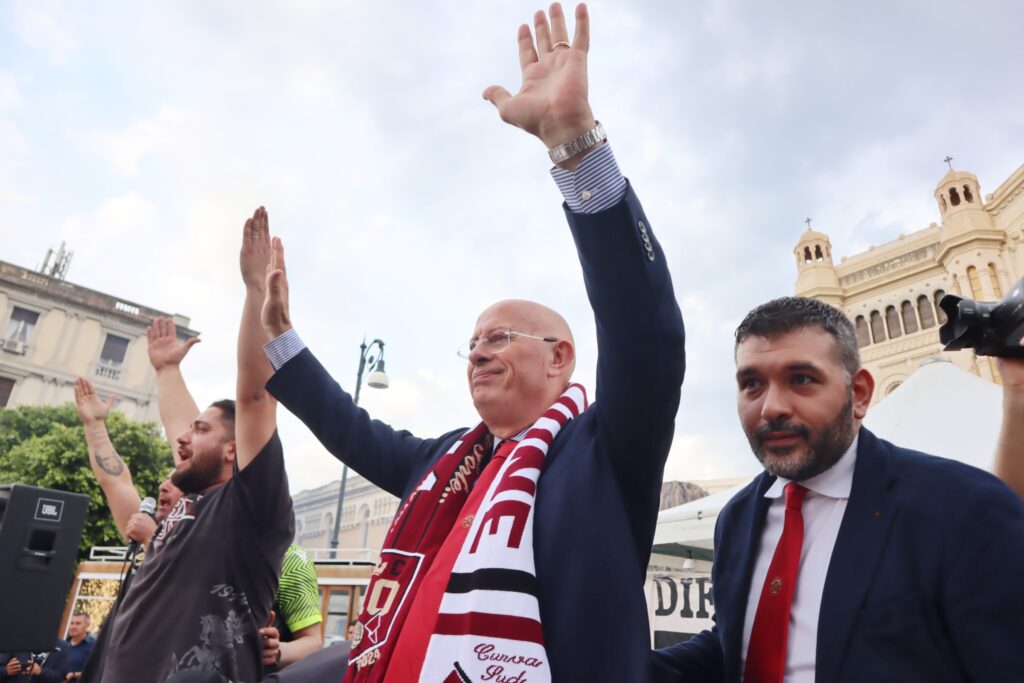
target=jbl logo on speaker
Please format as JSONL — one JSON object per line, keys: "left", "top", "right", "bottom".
{"left": 34, "top": 498, "right": 64, "bottom": 523}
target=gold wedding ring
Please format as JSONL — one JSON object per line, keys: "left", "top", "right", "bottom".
{"left": 551, "top": 41, "right": 571, "bottom": 50}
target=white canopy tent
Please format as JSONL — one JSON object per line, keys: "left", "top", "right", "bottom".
{"left": 652, "top": 355, "right": 1003, "bottom": 559}
{"left": 652, "top": 483, "right": 751, "bottom": 560}
{"left": 861, "top": 355, "right": 1002, "bottom": 470}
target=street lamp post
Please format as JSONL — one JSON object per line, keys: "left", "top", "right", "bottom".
{"left": 329, "top": 337, "right": 389, "bottom": 558}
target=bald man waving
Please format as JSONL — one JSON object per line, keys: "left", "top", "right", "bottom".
{"left": 259, "top": 4, "right": 684, "bottom": 681}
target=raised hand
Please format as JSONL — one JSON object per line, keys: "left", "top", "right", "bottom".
{"left": 146, "top": 316, "right": 199, "bottom": 371}
{"left": 484, "top": 3, "right": 595, "bottom": 152}
{"left": 74, "top": 377, "right": 118, "bottom": 425}
{"left": 241, "top": 206, "right": 274, "bottom": 290}
{"left": 262, "top": 237, "right": 292, "bottom": 339}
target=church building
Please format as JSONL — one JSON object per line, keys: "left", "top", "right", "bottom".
{"left": 793, "top": 160, "right": 1024, "bottom": 401}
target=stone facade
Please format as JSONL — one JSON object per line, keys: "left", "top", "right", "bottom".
{"left": 292, "top": 471, "right": 399, "bottom": 554}
{"left": 794, "top": 162, "right": 1024, "bottom": 401}
{"left": 0, "top": 258, "right": 197, "bottom": 420}
{"left": 294, "top": 474, "right": 721, "bottom": 554}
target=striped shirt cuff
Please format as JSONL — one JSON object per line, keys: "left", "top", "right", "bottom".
{"left": 264, "top": 328, "right": 306, "bottom": 371}
{"left": 550, "top": 143, "right": 627, "bottom": 214}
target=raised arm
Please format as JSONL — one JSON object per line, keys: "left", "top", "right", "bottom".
{"left": 73, "top": 378, "right": 141, "bottom": 539}
{"left": 237, "top": 206, "right": 278, "bottom": 469}
{"left": 483, "top": 3, "right": 595, "bottom": 171}
{"left": 995, "top": 340, "right": 1024, "bottom": 498}
{"left": 485, "top": 2, "right": 684, "bottom": 475}
{"left": 146, "top": 316, "right": 201, "bottom": 462}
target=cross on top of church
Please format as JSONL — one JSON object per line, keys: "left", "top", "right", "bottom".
{"left": 805, "top": 217, "right": 813, "bottom": 230}
{"left": 944, "top": 156, "right": 954, "bottom": 170}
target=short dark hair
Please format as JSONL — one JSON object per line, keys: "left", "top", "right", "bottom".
{"left": 734, "top": 297, "right": 861, "bottom": 380}
{"left": 209, "top": 399, "right": 236, "bottom": 438}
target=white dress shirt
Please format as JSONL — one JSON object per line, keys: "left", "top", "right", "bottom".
{"left": 740, "top": 436, "right": 858, "bottom": 683}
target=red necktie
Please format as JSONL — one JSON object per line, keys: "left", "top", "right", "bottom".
{"left": 744, "top": 482, "right": 809, "bottom": 683}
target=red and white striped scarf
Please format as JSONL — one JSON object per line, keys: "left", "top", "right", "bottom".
{"left": 344, "top": 384, "right": 587, "bottom": 683}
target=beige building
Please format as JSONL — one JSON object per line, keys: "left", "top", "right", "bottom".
{"left": 0, "top": 254, "right": 197, "bottom": 419}
{"left": 794, "top": 161, "right": 1024, "bottom": 400}
{"left": 293, "top": 472, "right": 398, "bottom": 557}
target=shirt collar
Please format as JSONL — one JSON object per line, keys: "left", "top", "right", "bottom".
{"left": 492, "top": 427, "right": 529, "bottom": 453}
{"left": 765, "top": 434, "right": 858, "bottom": 501}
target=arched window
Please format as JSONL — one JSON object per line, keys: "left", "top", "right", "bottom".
{"left": 360, "top": 506, "right": 371, "bottom": 547}
{"left": 886, "top": 380, "right": 903, "bottom": 395}
{"left": 885, "top": 306, "right": 902, "bottom": 339}
{"left": 988, "top": 264, "right": 1003, "bottom": 298}
{"left": 803, "top": 246, "right": 812, "bottom": 263}
{"left": 814, "top": 245, "right": 824, "bottom": 262}
{"left": 967, "top": 266, "right": 984, "bottom": 298}
{"left": 932, "top": 290, "right": 947, "bottom": 325}
{"left": 950, "top": 187, "right": 961, "bottom": 206}
{"left": 917, "top": 295, "right": 936, "bottom": 329}
{"left": 323, "top": 512, "right": 333, "bottom": 533}
{"left": 940, "top": 195, "right": 947, "bottom": 212}
{"left": 855, "top": 316, "right": 871, "bottom": 348}
{"left": 963, "top": 185, "right": 974, "bottom": 203}
{"left": 901, "top": 301, "right": 919, "bottom": 333}
{"left": 870, "top": 310, "right": 886, "bottom": 343}
{"left": 990, "top": 358, "right": 1003, "bottom": 386}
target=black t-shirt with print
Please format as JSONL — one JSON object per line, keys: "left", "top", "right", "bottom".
{"left": 101, "top": 432, "right": 293, "bottom": 683}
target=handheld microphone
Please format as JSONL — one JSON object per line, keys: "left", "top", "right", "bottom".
{"left": 126, "top": 496, "right": 157, "bottom": 556}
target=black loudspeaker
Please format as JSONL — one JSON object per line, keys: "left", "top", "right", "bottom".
{"left": 0, "top": 484, "right": 89, "bottom": 651}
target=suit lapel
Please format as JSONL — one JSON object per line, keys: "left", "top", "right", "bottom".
{"left": 718, "top": 473, "right": 774, "bottom": 682}
{"left": 815, "top": 428, "right": 898, "bottom": 682}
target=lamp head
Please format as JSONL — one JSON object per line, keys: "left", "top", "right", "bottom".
{"left": 367, "top": 360, "right": 389, "bottom": 389}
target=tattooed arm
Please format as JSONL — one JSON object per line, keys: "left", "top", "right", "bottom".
{"left": 74, "top": 378, "right": 142, "bottom": 540}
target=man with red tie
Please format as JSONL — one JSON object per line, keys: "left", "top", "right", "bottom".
{"left": 654, "top": 297, "right": 1024, "bottom": 682}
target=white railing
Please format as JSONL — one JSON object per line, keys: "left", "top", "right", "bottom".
{"left": 304, "top": 547, "right": 378, "bottom": 564}
{"left": 87, "top": 545, "right": 378, "bottom": 565}
{"left": 93, "top": 363, "right": 122, "bottom": 382}
{"left": 89, "top": 546, "right": 129, "bottom": 561}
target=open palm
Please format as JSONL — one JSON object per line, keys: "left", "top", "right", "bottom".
{"left": 74, "top": 377, "right": 117, "bottom": 424}
{"left": 485, "top": 3, "right": 595, "bottom": 151}
{"left": 147, "top": 316, "right": 199, "bottom": 370}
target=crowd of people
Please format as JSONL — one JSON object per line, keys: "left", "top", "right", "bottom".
{"left": 4, "top": 3, "right": 1024, "bottom": 682}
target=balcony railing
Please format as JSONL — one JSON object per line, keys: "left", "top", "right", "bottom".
{"left": 93, "top": 363, "right": 122, "bottom": 382}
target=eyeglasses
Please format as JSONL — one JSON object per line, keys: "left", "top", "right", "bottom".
{"left": 457, "top": 329, "right": 559, "bottom": 359}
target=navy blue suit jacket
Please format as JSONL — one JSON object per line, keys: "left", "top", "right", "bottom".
{"left": 654, "top": 427, "right": 1024, "bottom": 683}
{"left": 267, "top": 184, "right": 685, "bottom": 682}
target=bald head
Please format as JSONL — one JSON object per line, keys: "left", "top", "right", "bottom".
{"left": 467, "top": 299, "right": 576, "bottom": 437}
{"left": 476, "top": 300, "right": 574, "bottom": 348}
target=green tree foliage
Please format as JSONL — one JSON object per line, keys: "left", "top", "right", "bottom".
{"left": 0, "top": 403, "right": 173, "bottom": 558}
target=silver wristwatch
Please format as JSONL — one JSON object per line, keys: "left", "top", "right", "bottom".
{"left": 547, "top": 122, "right": 607, "bottom": 164}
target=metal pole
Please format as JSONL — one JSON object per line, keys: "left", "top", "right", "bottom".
{"left": 329, "top": 340, "right": 371, "bottom": 556}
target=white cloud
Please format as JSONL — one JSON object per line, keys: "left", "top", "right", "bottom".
{"left": 85, "top": 106, "right": 192, "bottom": 178}
{"left": 0, "top": 71, "right": 24, "bottom": 111}
{"left": 3, "top": 0, "right": 1024, "bottom": 497}
{"left": 6, "top": 0, "right": 79, "bottom": 66}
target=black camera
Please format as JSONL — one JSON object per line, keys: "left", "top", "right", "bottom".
{"left": 939, "top": 275, "right": 1024, "bottom": 358}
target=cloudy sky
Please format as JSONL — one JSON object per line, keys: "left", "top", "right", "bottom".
{"left": 2, "top": 0, "right": 1023, "bottom": 495}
